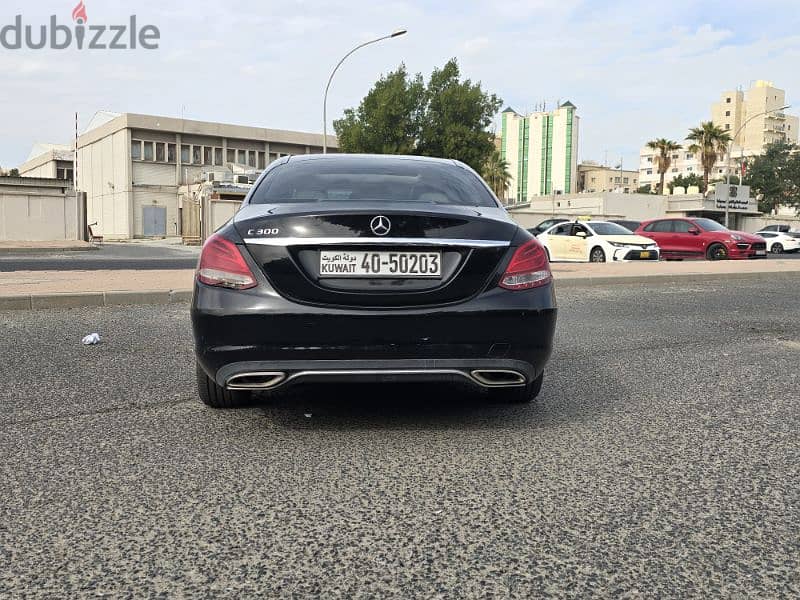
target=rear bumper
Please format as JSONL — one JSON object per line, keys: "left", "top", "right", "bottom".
{"left": 192, "top": 283, "right": 557, "bottom": 390}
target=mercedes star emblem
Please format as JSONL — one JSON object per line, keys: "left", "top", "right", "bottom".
{"left": 370, "top": 215, "right": 391, "bottom": 236}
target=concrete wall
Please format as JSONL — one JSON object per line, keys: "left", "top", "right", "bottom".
{"left": 0, "top": 179, "right": 78, "bottom": 241}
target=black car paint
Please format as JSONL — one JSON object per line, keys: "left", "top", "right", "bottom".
{"left": 191, "top": 155, "right": 557, "bottom": 392}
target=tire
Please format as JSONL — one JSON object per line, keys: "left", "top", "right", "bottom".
{"left": 196, "top": 363, "right": 251, "bottom": 408}
{"left": 771, "top": 243, "right": 784, "bottom": 254}
{"left": 706, "top": 243, "right": 728, "bottom": 261}
{"left": 489, "top": 371, "right": 544, "bottom": 404}
{"left": 589, "top": 247, "right": 606, "bottom": 263}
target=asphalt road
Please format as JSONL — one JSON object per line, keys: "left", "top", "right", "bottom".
{"left": 1, "top": 244, "right": 799, "bottom": 272}
{"left": 2, "top": 277, "right": 799, "bottom": 597}
{"left": 0, "top": 242, "right": 200, "bottom": 271}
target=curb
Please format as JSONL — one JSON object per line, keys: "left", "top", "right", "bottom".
{"left": 0, "top": 289, "right": 192, "bottom": 311}
{"left": 1, "top": 270, "right": 799, "bottom": 311}
{"left": 0, "top": 246, "right": 99, "bottom": 255}
{"left": 554, "top": 270, "right": 800, "bottom": 288}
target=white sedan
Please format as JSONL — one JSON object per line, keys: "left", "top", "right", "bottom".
{"left": 754, "top": 231, "right": 800, "bottom": 254}
{"left": 538, "top": 220, "right": 660, "bottom": 263}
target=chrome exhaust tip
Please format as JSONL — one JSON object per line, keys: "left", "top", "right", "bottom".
{"left": 470, "top": 369, "right": 526, "bottom": 387}
{"left": 226, "top": 372, "right": 286, "bottom": 390}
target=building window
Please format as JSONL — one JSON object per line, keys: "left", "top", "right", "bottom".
{"left": 590, "top": 177, "right": 595, "bottom": 183}
{"left": 237, "top": 149, "right": 247, "bottom": 165}
{"left": 685, "top": 153, "right": 693, "bottom": 159}
{"left": 672, "top": 154, "right": 678, "bottom": 159}
{"left": 192, "top": 145, "right": 201, "bottom": 165}
{"left": 248, "top": 151, "right": 256, "bottom": 168}
{"left": 214, "top": 147, "right": 223, "bottom": 166}
{"left": 57, "top": 168, "right": 65, "bottom": 179}
{"left": 614, "top": 176, "right": 620, "bottom": 183}
{"left": 131, "top": 140, "right": 142, "bottom": 160}
{"left": 687, "top": 166, "right": 693, "bottom": 171}
{"left": 143, "top": 142, "right": 154, "bottom": 161}
{"left": 66, "top": 169, "right": 74, "bottom": 181}
{"left": 646, "top": 169, "right": 653, "bottom": 175}
{"left": 671, "top": 168, "right": 678, "bottom": 173}
{"left": 726, "top": 97, "right": 731, "bottom": 103}
{"left": 204, "top": 146, "right": 212, "bottom": 165}
{"left": 155, "top": 142, "right": 165, "bottom": 162}
{"left": 181, "top": 144, "right": 190, "bottom": 163}
{"left": 725, "top": 123, "right": 730, "bottom": 130}
{"left": 258, "top": 151, "right": 266, "bottom": 170}
{"left": 725, "top": 110, "right": 731, "bottom": 116}
{"left": 647, "top": 157, "right": 652, "bottom": 163}
{"left": 227, "top": 149, "right": 236, "bottom": 164}
{"left": 623, "top": 177, "right": 629, "bottom": 184}
{"left": 168, "top": 144, "right": 176, "bottom": 163}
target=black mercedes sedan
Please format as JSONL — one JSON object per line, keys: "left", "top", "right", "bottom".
{"left": 191, "top": 154, "right": 557, "bottom": 407}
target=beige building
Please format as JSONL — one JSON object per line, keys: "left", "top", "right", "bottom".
{"left": 24, "top": 112, "right": 337, "bottom": 240}
{"left": 500, "top": 102, "right": 579, "bottom": 203}
{"left": 711, "top": 80, "right": 799, "bottom": 157}
{"left": 577, "top": 162, "right": 639, "bottom": 193}
{"left": 18, "top": 143, "right": 75, "bottom": 182}
{"left": 640, "top": 80, "right": 799, "bottom": 192}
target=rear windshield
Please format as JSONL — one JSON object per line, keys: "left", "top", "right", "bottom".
{"left": 249, "top": 158, "right": 498, "bottom": 207}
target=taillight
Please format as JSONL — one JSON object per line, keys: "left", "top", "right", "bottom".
{"left": 197, "top": 233, "right": 257, "bottom": 290}
{"left": 499, "top": 239, "right": 552, "bottom": 290}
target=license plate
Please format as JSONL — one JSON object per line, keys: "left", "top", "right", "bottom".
{"left": 319, "top": 250, "right": 442, "bottom": 278}
{"left": 640, "top": 251, "right": 650, "bottom": 259}
{"left": 756, "top": 250, "right": 766, "bottom": 256}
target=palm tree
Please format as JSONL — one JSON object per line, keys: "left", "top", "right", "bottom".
{"left": 482, "top": 150, "right": 512, "bottom": 200}
{"left": 646, "top": 138, "right": 682, "bottom": 194}
{"left": 687, "top": 122, "right": 732, "bottom": 192}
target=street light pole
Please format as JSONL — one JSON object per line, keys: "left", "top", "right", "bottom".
{"left": 323, "top": 29, "right": 407, "bottom": 154}
{"left": 724, "top": 104, "right": 790, "bottom": 227}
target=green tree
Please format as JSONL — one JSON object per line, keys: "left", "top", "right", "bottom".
{"left": 334, "top": 64, "right": 424, "bottom": 155}
{"left": 481, "top": 150, "right": 511, "bottom": 199}
{"left": 687, "top": 122, "right": 731, "bottom": 192}
{"left": 637, "top": 183, "right": 654, "bottom": 194}
{"left": 743, "top": 142, "right": 800, "bottom": 213}
{"left": 9, "top": 168, "right": 19, "bottom": 177}
{"left": 668, "top": 172, "right": 705, "bottom": 193}
{"left": 646, "top": 138, "right": 681, "bottom": 194}
{"left": 334, "top": 58, "right": 501, "bottom": 172}
{"left": 415, "top": 59, "right": 502, "bottom": 171}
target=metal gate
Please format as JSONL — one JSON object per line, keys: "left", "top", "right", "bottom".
{"left": 142, "top": 206, "right": 167, "bottom": 237}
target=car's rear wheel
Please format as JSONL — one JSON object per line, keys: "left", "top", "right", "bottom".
{"left": 706, "top": 243, "right": 728, "bottom": 260}
{"left": 589, "top": 247, "right": 606, "bottom": 263}
{"left": 196, "top": 363, "right": 251, "bottom": 408}
{"left": 489, "top": 371, "right": 544, "bottom": 403}
{"left": 772, "top": 243, "right": 784, "bottom": 254}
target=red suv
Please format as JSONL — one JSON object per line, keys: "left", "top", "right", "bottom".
{"left": 635, "top": 217, "right": 767, "bottom": 260}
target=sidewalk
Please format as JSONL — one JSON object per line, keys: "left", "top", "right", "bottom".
{"left": 2, "top": 260, "right": 800, "bottom": 309}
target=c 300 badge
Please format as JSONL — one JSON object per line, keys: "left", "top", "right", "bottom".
{"left": 247, "top": 228, "right": 280, "bottom": 236}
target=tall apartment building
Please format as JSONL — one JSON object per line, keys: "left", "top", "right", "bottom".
{"left": 711, "top": 80, "right": 799, "bottom": 157}
{"left": 640, "top": 80, "right": 799, "bottom": 191}
{"left": 500, "top": 102, "right": 579, "bottom": 203}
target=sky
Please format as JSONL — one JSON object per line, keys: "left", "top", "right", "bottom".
{"left": 1, "top": 0, "right": 799, "bottom": 172}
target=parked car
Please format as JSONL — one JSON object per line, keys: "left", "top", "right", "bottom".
{"left": 755, "top": 231, "right": 800, "bottom": 254}
{"left": 609, "top": 220, "right": 641, "bottom": 232}
{"left": 636, "top": 217, "right": 767, "bottom": 260}
{"left": 192, "top": 154, "right": 557, "bottom": 407}
{"left": 538, "top": 220, "right": 659, "bottom": 262}
{"left": 527, "top": 218, "right": 568, "bottom": 236}
{"left": 759, "top": 224, "right": 792, "bottom": 233}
